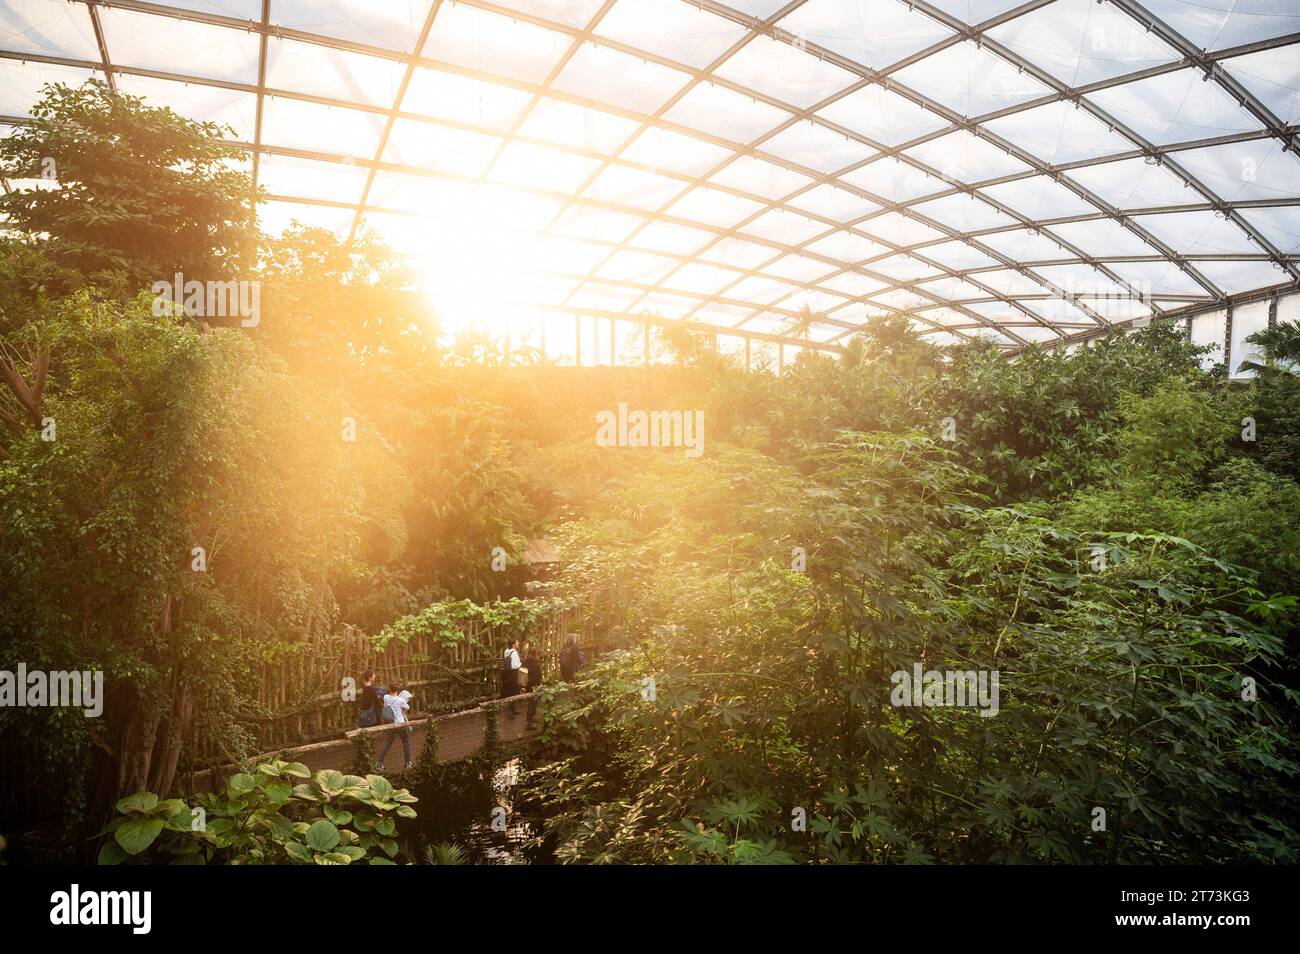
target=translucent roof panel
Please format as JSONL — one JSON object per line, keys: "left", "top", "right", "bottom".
{"left": 1085, "top": 68, "right": 1263, "bottom": 146}
{"left": 776, "top": 0, "right": 954, "bottom": 71}
{"left": 264, "top": 38, "right": 406, "bottom": 107}
{"left": 709, "top": 155, "right": 815, "bottom": 200}
{"left": 1240, "top": 206, "right": 1300, "bottom": 254}
{"left": 551, "top": 43, "right": 692, "bottom": 115}
{"left": 258, "top": 96, "right": 387, "bottom": 160}
{"left": 814, "top": 86, "right": 948, "bottom": 146}
{"left": 0, "top": 58, "right": 95, "bottom": 117}
{"left": 663, "top": 81, "right": 793, "bottom": 142}
{"left": 98, "top": 9, "right": 261, "bottom": 84}
{"left": 421, "top": 4, "right": 571, "bottom": 84}
{"left": 1222, "top": 45, "right": 1300, "bottom": 124}
{"left": 787, "top": 183, "right": 879, "bottom": 222}
{"left": 977, "top": 228, "right": 1071, "bottom": 263}
{"left": 889, "top": 41, "right": 1050, "bottom": 117}
{"left": 269, "top": 0, "right": 434, "bottom": 54}
{"left": 257, "top": 153, "right": 369, "bottom": 206}
{"left": 713, "top": 34, "right": 858, "bottom": 109}
{"left": 400, "top": 69, "right": 533, "bottom": 132}
{"left": 759, "top": 121, "right": 875, "bottom": 174}
{"left": 582, "top": 165, "right": 688, "bottom": 211}
{"left": 1, "top": 0, "right": 100, "bottom": 61}
{"left": 0, "top": 0, "right": 1295, "bottom": 351}
{"left": 1064, "top": 157, "right": 1196, "bottom": 209}
{"left": 595, "top": 0, "right": 748, "bottom": 69}
{"left": 518, "top": 98, "right": 640, "bottom": 154}
{"left": 114, "top": 75, "right": 258, "bottom": 142}
{"left": 841, "top": 157, "right": 948, "bottom": 203}
{"left": 619, "top": 126, "right": 732, "bottom": 178}
{"left": 985, "top": 0, "right": 1177, "bottom": 86}
{"left": 1141, "top": 0, "right": 1300, "bottom": 52}
{"left": 982, "top": 101, "right": 1134, "bottom": 164}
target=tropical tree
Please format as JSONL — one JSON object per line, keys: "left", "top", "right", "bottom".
{"left": 0, "top": 80, "right": 257, "bottom": 294}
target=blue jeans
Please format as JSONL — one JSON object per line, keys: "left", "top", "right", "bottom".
{"left": 378, "top": 724, "right": 411, "bottom": 767}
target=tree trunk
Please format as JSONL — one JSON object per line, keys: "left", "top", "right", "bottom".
{"left": 149, "top": 678, "right": 192, "bottom": 796}
{"left": 117, "top": 701, "right": 162, "bottom": 797}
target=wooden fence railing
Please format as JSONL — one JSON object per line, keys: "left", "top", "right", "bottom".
{"left": 190, "top": 602, "right": 598, "bottom": 764}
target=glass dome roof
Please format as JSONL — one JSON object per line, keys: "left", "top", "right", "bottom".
{"left": 2, "top": 0, "right": 1298, "bottom": 352}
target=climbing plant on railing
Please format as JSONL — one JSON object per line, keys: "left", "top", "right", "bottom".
{"left": 372, "top": 597, "right": 567, "bottom": 652}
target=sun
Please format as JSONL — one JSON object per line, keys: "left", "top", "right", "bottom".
{"left": 404, "top": 183, "right": 549, "bottom": 343}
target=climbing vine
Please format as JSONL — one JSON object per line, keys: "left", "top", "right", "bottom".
{"left": 372, "top": 597, "right": 566, "bottom": 652}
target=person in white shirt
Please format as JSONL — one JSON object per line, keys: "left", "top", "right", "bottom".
{"left": 501, "top": 639, "right": 522, "bottom": 698}
{"left": 377, "top": 686, "right": 413, "bottom": 769}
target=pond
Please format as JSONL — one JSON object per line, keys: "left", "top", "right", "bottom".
{"left": 408, "top": 756, "right": 552, "bottom": 865}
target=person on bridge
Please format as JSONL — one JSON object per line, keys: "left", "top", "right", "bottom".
{"left": 522, "top": 641, "right": 542, "bottom": 692}
{"left": 522, "top": 640, "right": 543, "bottom": 727}
{"left": 559, "top": 634, "right": 587, "bottom": 682}
{"left": 501, "top": 639, "right": 522, "bottom": 698}
{"left": 377, "top": 685, "right": 413, "bottom": 770}
{"left": 358, "top": 671, "right": 386, "bottom": 728}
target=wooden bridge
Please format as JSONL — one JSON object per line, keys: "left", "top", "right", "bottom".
{"left": 166, "top": 597, "right": 612, "bottom": 795}
{"left": 197, "top": 602, "right": 592, "bottom": 763}
{"left": 188, "top": 692, "right": 543, "bottom": 792}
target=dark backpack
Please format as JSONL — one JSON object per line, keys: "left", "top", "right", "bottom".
{"left": 358, "top": 685, "right": 384, "bottom": 727}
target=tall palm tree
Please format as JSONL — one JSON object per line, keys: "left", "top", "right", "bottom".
{"left": 839, "top": 334, "right": 868, "bottom": 368}
{"left": 1240, "top": 320, "right": 1300, "bottom": 378}
{"left": 786, "top": 305, "right": 820, "bottom": 346}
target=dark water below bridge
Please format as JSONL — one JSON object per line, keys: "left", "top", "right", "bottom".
{"left": 410, "top": 757, "right": 551, "bottom": 864}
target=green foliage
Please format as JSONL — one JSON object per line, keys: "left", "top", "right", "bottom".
{"left": 0, "top": 279, "right": 371, "bottom": 838}
{"left": 423, "top": 842, "right": 468, "bottom": 865}
{"left": 347, "top": 734, "right": 381, "bottom": 779}
{"left": 97, "top": 760, "right": 418, "bottom": 865}
{"left": 373, "top": 598, "right": 562, "bottom": 652}
{"left": 1244, "top": 372, "right": 1300, "bottom": 482}
{"left": 1113, "top": 380, "right": 1240, "bottom": 490}
{"left": 1241, "top": 320, "right": 1300, "bottom": 377}
{"left": 0, "top": 80, "right": 256, "bottom": 291}
{"left": 926, "top": 324, "right": 1208, "bottom": 500}
{"left": 521, "top": 431, "right": 1299, "bottom": 864}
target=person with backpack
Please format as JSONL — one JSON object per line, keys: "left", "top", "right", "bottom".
{"left": 500, "top": 638, "right": 522, "bottom": 697}
{"left": 559, "top": 634, "right": 587, "bottom": 682}
{"left": 377, "top": 684, "right": 413, "bottom": 770}
{"left": 358, "top": 671, "right": 386, "bottom": 728}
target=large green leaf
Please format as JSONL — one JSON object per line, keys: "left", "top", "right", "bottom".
{"left": 227, "top": 773, "right": 257, "bottom": 798}
{"left": 305, "top": 819, "right": 340, "bottom": 852}
{"left": 115, "top": 792, "right": 158, "bottom": 815}
{"left": 114, "top": 817, "right": 165, "bottom": 856}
